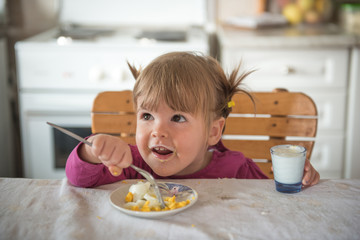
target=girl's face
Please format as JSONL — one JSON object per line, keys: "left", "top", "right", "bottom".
{"left": 135, "top": 98, "right": 211, "bottom": 177}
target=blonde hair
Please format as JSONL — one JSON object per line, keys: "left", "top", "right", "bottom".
{"left": 128, "top": 51, "right": 253, "bottom": 132}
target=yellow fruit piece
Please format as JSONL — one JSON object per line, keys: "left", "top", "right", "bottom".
{"left": 131, "top": 205, "right": 140, "bottom": 211}
{"left": 170, "top": 196, "right": 177, "bottom": 203}
{"left": 153, "top": 206, "right": 161, "bottom": 211}
{"left": 141, "top": 201, "right": 151, "bottom": 212}
{"left": 168, "top": 202, "right": 177, "bottom": 210}
{"left": 283, "top": 3, "right": 303, "bottom": 25}
{"left": 177, "top": 201, "right": 187, "bottom": 208}
{"left": 125, "top": 192, "right": 133, "bottom": 202}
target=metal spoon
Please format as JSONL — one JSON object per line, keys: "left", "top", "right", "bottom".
{"left": 47, "top": 122, "right": 166, "bottom": 208}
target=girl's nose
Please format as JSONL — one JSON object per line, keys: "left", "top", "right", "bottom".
{"left": 151, "top": 122, "right": 168, "bottom": 138}
{"left": 151, "top": 130, "right": 168, "bottom": 138}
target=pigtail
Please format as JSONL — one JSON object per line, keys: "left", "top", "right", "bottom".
{"left": 127, "top": 61, "right": 141, "bottom": 80}
{"left": 223, "top": 64, "right": 256, "bottom": 118}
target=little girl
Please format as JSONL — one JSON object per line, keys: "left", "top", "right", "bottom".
{"left": 66, "top": 52, "right": 320, "bottom": 188}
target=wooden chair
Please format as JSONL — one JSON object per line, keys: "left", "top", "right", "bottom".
{"left": 91, "top": 89, "right": 318, "bottom": 179}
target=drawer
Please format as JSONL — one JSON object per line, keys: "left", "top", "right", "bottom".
{"left": 222, "top": 48, "right": 349, "bottom": 89}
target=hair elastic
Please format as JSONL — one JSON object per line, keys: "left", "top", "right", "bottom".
{"left": 227, "top": 100, "right": 235, "bottom": 108}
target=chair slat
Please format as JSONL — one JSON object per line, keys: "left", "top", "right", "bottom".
{"left": 91, "top": 114, "right": 136, "bottom": 134}
{"left": 222, "top": 139, "right": 314, "bottom": 159}
{"left": 224, "top": 117, "right": 317, "bottom": 137}
{"left": 232, "top": 92, "right": 317, "bottom": 116}
{"left": 92, "top": 91, "right": 134, "bottom": 113}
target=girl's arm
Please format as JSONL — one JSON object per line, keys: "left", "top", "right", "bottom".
{"left": 65, "top": 134, "right": 133, "bottom": 187}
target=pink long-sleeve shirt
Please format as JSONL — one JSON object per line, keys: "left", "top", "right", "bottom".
{"left": 66, "top": 140, "right": 268, "bottom": 187}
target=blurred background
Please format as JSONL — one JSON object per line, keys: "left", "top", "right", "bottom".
{"left": 0, "top": 0, "right": 359, "bottom": 180}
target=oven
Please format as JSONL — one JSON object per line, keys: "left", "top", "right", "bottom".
{"left": 16, "top": 0, "right": 209, "bottom": 179}
{"left": 19, "top": 92, "right": 94, "bottom": 179}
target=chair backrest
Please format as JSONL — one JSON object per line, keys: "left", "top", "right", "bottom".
{"left": 92, "top": 89, "right": 317, "bottom": 179}
{"left": 222, "top": 89, "right": 317, "bottom": 178}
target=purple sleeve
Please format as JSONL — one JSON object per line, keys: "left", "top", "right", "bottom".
{"left": 65, "top": 142, "right": 128, "bottom": 187}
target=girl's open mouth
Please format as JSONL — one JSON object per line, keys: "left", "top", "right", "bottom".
{"left": 150, "top": 146, "right": 176, "bottom": 162}
{"left": 153, "top": 147, "right": 173, "bottom": 155}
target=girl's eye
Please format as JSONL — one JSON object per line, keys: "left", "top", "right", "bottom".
{"left": 171, "top": 114, "right": 186, "bottom": 123}
{"left": 142, "top": 113, "right": 153, "bottom": 121}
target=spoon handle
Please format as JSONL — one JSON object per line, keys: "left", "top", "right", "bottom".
{"left": 47, "top": 122, "right": 93, "bottom": 147}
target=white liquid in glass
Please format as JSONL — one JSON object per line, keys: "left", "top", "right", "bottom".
{"left": 271, "top": 145, "right": 306, "bottom": 184}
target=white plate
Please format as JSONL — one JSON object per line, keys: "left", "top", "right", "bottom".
{"left": 109, "top": 182, "right": 198, "bottom": 219}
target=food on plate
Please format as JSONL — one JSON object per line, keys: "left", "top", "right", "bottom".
{"left": 124, "top": 181, "right": 191, "bottom": 212}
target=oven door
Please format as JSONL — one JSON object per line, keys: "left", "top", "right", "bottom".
{"left": 20, "top": 92, "right": 96, "bottom": 179}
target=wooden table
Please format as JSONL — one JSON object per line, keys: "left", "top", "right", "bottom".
{"left": 1, "top": 178, "right": 359, "bottom": 239}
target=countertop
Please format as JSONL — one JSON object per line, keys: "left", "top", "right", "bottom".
{"left": 218, "top": 24, "right": 359, "bottom": 48}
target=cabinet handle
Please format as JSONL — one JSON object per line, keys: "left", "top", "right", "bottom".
{"left": 281, "top": 66, "right": 295, "bottom": 75}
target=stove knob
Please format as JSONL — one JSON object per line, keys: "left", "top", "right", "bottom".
{"left": 89, "top": 67, "right": 105, "bottom": 83}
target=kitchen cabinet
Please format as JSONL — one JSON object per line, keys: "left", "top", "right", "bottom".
{"left": 218, "top": 25, "right": 358, "bottom": 179}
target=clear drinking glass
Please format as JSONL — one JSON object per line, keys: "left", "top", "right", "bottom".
{"left": 270, "top": 145, "right": 306, "bottom": 193}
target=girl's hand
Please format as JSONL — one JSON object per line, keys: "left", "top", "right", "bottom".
{"left": 79, "top": 134, "right": 132, "bottom": 176}
{"left": 302, "top": 160, "right": 320, "bottom": 187}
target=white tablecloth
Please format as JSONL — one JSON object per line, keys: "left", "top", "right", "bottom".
{"left": 1, "top": 178, "right": 359, "bottom": 239}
